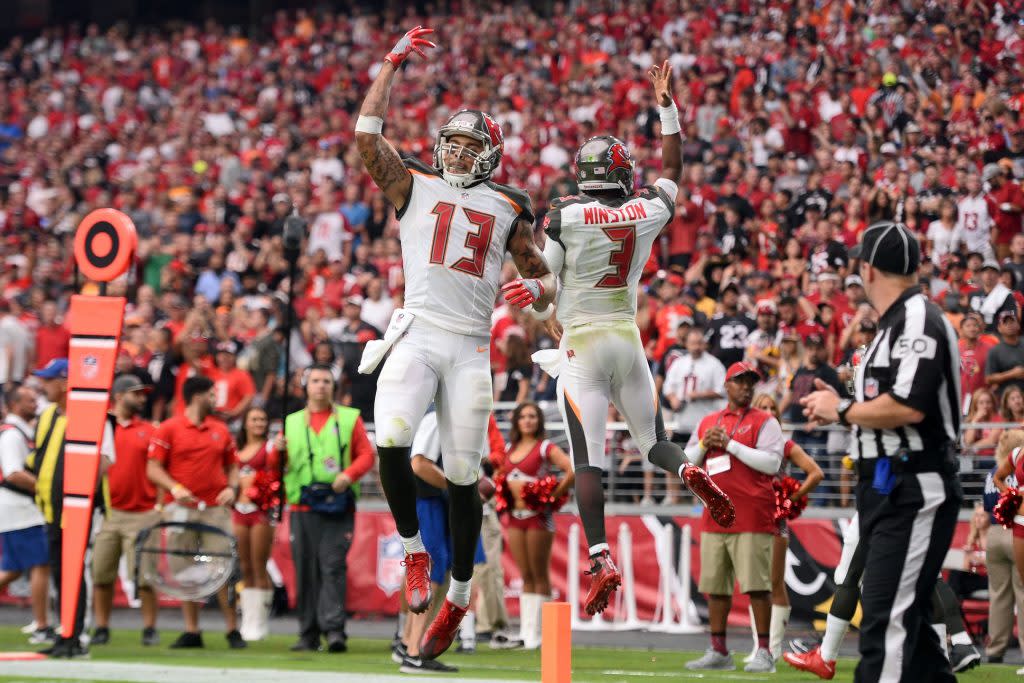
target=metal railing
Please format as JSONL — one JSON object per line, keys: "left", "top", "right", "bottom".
{"left": 354, "top": 402, "right": 1014, "bottom": 510}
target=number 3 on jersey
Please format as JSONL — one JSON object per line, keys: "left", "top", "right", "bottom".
{"left": 596, "top": 225, "right": 636, "bottom": 288}
{"left": 429, "top": 201, "right": 495, "bottom": 277}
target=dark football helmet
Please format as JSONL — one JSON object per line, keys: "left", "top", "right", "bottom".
{"left": 575, "top": 135, "right": 635, "bottom": 196}
{"left": 433, "top": 110, "right": 504, "bottom": 188}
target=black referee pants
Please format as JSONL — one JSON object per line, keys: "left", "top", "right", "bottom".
{"left": 854, "top": 471, "right": 960, "bottom": 683}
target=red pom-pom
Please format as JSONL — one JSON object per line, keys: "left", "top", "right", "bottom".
{"left": 520, "top": 475, "right": 568, "bottom": 513}
{"left": 493, "top": 473, "right": 512, "bottom": 515}
{"left": 247, "top": 469, "right": 282, "bottom": 513}
{"left": 994, "top": 488, "right": 1023, "bottom": 529}
{"left": 773, "top": 476, "right": 807, "bottom": 522}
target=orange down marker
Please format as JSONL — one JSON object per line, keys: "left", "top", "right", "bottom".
{"left": 541, "top": 602, "right": 572, "bottom": 683}
{"left": 60, "top": 210, "right": 135, "bottom": 639}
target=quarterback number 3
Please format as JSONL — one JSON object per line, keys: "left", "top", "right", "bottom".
{"left": 429, "top": 201, "right": 495, "bottom": 277}
{"left": 595, "top": 225, "right": 636, "bottom": 288}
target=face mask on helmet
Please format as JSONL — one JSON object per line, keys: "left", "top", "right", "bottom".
{"left": 575, "top": 136, "right": 635, "bottom": 196}
{"left": 433, "top": 111, "right": 504, "bottom": 189}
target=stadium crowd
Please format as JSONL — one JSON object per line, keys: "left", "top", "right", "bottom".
{"left": 1, "top": 0, "right": 1024, "bottom": 670}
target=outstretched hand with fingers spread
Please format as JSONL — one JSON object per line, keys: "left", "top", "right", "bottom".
{"left": 385, "top": 26, "right": 437, "bottom": 68}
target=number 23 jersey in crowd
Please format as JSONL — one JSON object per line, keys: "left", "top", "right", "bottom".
{"left": 543, "top": 178, "right": 678, "bottom": 328}
{"left": 398, "top": 157, "right": 533, "bottom": 337}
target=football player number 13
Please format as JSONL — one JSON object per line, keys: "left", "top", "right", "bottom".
{"left": 428, "top": 201, "right": 495, "bottom": 278}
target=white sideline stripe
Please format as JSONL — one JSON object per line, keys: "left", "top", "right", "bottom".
{"left": 0, "top": 661, "right": 514, "bottom": 683}
{"left": 68, "top": 390, "right": 109, "bottom": 402}
{"left": 63, "top": 497, "right": 90, "bottom": 508}
{"left": 0, "top": 660, "right": 777, "bottom": 682}
{"left": 70, "top": 338, "right": 118, "bottom": 349}
{"left": 880, "top": 472, "right": 945, "bottom": 681}
{"left": 64, "top": 443, "right": 98, "bottom": 455}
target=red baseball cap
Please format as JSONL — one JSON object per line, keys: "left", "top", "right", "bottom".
{"left": 725, "top": 362, "right": 761, "bottom": 382}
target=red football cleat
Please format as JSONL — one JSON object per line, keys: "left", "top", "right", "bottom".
{"left": 583, "top": 549, "right": 621, "bottom": 616}
{"left": 402, "top": 552, "right": 432, "bottom": 614}
{"left": 783, "top": 646, "right": 836, "bottom": 680}
{"left": 419, "top": 599, "right": 468, "bottom": 659}
{"left": 682, "top": 464, "right": 736, "bottom": 528}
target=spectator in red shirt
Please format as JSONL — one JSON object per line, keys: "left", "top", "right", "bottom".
{"left": 147, "top": 376, "right": 244, "bottom": 650}
{"left": 668, "top": 188, "right": 703, "bottom": 270}
{"left": 171, "top": 334, "right": 216, "bottom": 417}
{"left": 92, "top": 376, "right": 159, "bottom": 646}
{"left": 960, "top": 312, "right": 995, "bottom": 416}
{"left": 33, "top": 302, "right": 69, "bottom": 371}
{"left": 985, "top": 164, "right": 1024, "bottom": 261}
{"left": 209, "top": 340, "right": 256, "bottom": 427}
{"left": 781, "top": 90, "right": 818, "bottom": 157}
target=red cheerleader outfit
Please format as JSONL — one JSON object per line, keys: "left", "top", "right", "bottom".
{"left": 1013, "top": 447, "right": 1024, "bottom": 539}
{"left": 233, "top": 442, "right": 277, "bottom": 526}
{"left": 501, "top": 440, "right": 557, "bottom": 532}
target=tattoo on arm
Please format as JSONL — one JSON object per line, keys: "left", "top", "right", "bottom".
{"left": 358, "top": 135, "right": 412, "bottom": 210}
{"left": 508, "top": 218, "right": 556, "bottom": 307}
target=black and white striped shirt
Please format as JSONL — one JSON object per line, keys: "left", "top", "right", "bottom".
{"left": 852, "top": 287, "right": 960, "bottom": 460}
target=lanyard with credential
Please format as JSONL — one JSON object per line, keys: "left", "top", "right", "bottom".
{"left": 304, "top": 407, "right": 346, "bottom": 471}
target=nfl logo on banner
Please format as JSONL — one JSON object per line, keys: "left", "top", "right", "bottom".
{"left": 376, "top": 532, "right": 405, "bottom": 597}
{"left": 82, "top": 355, "right": 99, "bottom": 379}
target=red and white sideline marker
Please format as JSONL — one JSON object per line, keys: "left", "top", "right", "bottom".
{"left": 541, "top": 602, "right": 572, "bottom": 683}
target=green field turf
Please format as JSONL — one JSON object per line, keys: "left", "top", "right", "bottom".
{"left": 0, "top": 626, "right": 1020, "bottom": 681}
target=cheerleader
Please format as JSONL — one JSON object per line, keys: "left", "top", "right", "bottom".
{"left": 494, "top": 402, "right": 573, "bottom": 649}
{"left": 232, "top": 406, "right": 279, "bottom": 642}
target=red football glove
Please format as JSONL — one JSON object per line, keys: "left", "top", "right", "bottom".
{"left": 384, "top": 26, "right": 436, "bottom": 68}
{"left": 502, "top": 278, "right": 545, "bottom": 308}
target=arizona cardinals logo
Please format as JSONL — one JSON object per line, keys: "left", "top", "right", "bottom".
{"left": 607, "top": 143, "right": 632, "bottom": 174}
{"left": 482, "top": 114, "right": 504, "bottom": 150}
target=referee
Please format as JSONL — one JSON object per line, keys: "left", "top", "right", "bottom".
{"left": 801, "top": 221, "right": 961, "bottom": 683}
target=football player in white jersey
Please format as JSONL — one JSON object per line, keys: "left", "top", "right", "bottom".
{"left": 537, "top": 63, "right": 733, "bottom": 615}
{"left": 354, "top": 27, "right": 555, "bottom": 659}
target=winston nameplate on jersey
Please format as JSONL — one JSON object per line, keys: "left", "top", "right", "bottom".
{"left": 358, "top": 309, "right": 415, "bottom": 375}
{"left": 581, "top": 203, "right": 650, "bottom": 224}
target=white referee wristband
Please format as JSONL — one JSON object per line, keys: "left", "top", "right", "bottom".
{"left": 658, "top": 104, "right": 681, "bottom": 136}
{"left": 528, "top": 303, "right": 555, "bottom": 322}
{"left": 355, "top": 115, "right": 384, "bottom": 135}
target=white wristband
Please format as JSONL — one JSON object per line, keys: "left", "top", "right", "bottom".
{"left": 658, "top": 104, "right": 681, "bottom": 135}
{"left": 355, "top": 115, "right": 384, "bottom": 135}
{"left": 528, "top": 303, "right": 555, "bottom": 321}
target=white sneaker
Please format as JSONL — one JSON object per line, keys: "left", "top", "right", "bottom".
{"left": 745, "top": 648, "right": 775, "bottom": 673}
{"left": 489, "top": 631, "right": 523, "bottom": 649}
{"left": 685, "top": 648, "right": 735, "bottom": 670}
{"left": 639, "top": 496, "right": 655, "bottom": 506}
{"left": 661, "top": 496, "right": 679, "bottom": 506}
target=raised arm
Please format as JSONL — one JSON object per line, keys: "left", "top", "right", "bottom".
{"left": 354, "top": 27, "right": 436, "bottom": 211}
{"left": 649, "top": 60, "right": 682, "bottom": 185}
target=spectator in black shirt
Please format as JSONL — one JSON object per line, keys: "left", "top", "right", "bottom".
{"left": 780, "top": 333, "right": 844, "bottom": 481}
{"left": 331, "top": 296, "right": 381, "bottom": 420}
{"left": 794, "top": 174, "right": 833, "bottom": 221}
{"left": 986, "top": 311, "right": 1024, "bottom": 397}
{"left": 705, "top": 281, "right": 756, "bottom": 367}
{"left": 713, "top": 179, "right": 755, "bottom": 233}
{"left": 808, "top": 219, "right": 849, "bottom": 276}
{"left": 917, "top": 164, "right": 953, "bottom": 223}
{"left": 1004, "top": 234, "right": 1024, "bottom": 293}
